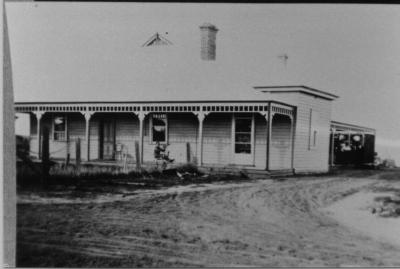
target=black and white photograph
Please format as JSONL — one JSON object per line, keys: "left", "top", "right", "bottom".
{"left": 3, "top": 1, "right": 400, "bottom": 267}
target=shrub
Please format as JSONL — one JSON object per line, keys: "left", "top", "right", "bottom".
{"left": 175, "top": 163, "right": 201, "bottom": 175}
{"left": 382, "top": 159, "right": 397, "bottom": 168}
{"left": 16, "top": 161, "right": 42, "bottom": 186}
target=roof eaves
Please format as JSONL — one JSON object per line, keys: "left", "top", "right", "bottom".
{"left": 299, "top": 85, "right": 339, "bottom": 99}
{"left": 253, "top": 85, "right": 339, "bottom": 100}
{"left": 15, "top": 100, "right": 279, "bottom": 105}
{"left": 14, "top": 99, "right": 297, "bottom": 110}
{"left": 331, "top": 120, "right": 376, "bottom": 133}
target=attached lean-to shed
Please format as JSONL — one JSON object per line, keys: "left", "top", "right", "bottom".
{"left": 329, "top": 121, "right": 376, "bottom": 166}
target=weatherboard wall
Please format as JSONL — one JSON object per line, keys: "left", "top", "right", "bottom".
{"left": 258, "top": 91, "right": 333, "bottom": 172}
{"left": 142, "top": 113, "right": 198, "bottom": 164}
{"left": 254, "top": 114, "right": 268, "bottom": 168}
{"left": 28, "top": 112, "right": 274, "bottom": 169}
{"left": 202, "top": 113, "right": 232, "bottom": 165}
{"left": 270, "top": 114, "right": 292, "bottom": 170}
{"left": 26, "top": 102, "right": 331, "bottom": 172}
{"left": 292, "top": 94, "right": 332, "bottom": 173}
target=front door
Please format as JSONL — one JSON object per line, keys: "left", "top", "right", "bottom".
{"left": 233, "top": 115, "right": 254, "bottom": 165}
{"left": 100, "top": 119, "right": 115, "bottom": 160}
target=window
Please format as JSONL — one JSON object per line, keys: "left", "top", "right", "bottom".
{"left": 351, "top": 134, "right": 363, "bottom": 144}
{"left": 234, "top": 117, "right": 252, "bottom": 154}
{"left": 150, "top": 114, "right": 167, "bottom": 143}
{"left": 53, "top": 116, "right": 66, "bottom": 141}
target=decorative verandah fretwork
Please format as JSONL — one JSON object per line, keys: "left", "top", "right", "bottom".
{"left": 15, "top": 101, "right": 295, "bottom": 168}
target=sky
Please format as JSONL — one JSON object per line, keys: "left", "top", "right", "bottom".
{"left": 8, "top": 3, "right": 400, "bottom": 163}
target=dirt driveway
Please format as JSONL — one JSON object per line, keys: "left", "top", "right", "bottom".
{"left": 17, "top": 170, "right": 400, "bottom": 267}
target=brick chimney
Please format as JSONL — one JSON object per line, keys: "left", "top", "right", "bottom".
{"left": 200, "top": 23, "right": 218, "bottom": 60}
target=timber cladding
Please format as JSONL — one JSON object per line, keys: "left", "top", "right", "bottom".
{"left": 292, "top": 94, "right": 332, "bottom": 172}
{"left": 24, "top": 96, "right": 332, "bottom": 172}
{"left": 203, "top": 113, "right": 232, "bottom": 165}
{"left": 28, "top": 111, "right": 280, "bottom": 169}
{"left": 254, "top": 114, "right": 267, "bottom": 168}
{"left": 270, "top": 114, "right": 292, "bottom": 170}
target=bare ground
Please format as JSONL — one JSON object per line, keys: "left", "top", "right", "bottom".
{"left": 17, "top": 169, "right": 400, "bottom": 267}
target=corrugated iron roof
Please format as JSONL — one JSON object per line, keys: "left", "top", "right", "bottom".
{"left": 331, "top": 120, "right": 375, "bottom": 134}
{"left": 6, "top": 3, "right": 337, "bottom": 103}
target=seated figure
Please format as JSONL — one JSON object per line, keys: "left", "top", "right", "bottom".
{"left": 154, "top": 142, "right": 174, "bottom": 163}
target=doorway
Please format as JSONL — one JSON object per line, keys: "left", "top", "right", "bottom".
{"left": 99, "top": 118, "right": 116, "bottom": 160}
{"left": 233, "top": 115, "right": 254, "bottom": 165}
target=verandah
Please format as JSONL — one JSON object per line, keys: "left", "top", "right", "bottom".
{"left": 16, "top": 101, "right": 295, "bottom": 170}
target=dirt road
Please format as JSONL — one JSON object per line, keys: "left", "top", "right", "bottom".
{"left": 17, "top": 171, "right": 400, "bottom": 267}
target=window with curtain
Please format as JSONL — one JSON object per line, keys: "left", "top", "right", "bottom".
{"left": 151, "top": 114, "right": 167, "bottom": 143}
{"left": 53, "top": 116, "right": 66, "bottom": 141}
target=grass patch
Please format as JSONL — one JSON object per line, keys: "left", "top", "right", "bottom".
{"left": 377, "top": 170, "right": 400, "bottom": 181}
{"left": 17, "top": 161, "right": 250, "bottom": 197}
{"left": 327, "top": 167, "right": 400, "bottom": 180}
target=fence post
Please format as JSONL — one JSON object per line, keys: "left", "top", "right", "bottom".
{"left": 41, "top": 126, "right": 50, "bottom": 186}
{"left": 65, "top": 142, "right": 70, "bottom": 167}
{"left": 76, "top": 138, "right": 81, "bottom": 170}
{"left": 135, "top": 140, "right": 141, "bottom": 171}
{"left": 123, "top": 153, "right": 127, "bottom": 173}
{"left": 65, "top": 153, "right": 70, "bottom": 167}
{"left": 186, "top": 142, "right": 191, "bottom": 163}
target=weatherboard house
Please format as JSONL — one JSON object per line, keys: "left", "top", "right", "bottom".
{"left": 13, "top": 21, "right": 341, "bottom": 173}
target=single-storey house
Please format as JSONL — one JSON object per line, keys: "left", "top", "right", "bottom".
{"left": 10, "top": 4, "right": 342, "bottom": 173}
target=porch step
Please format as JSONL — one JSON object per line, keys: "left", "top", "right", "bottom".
{"left": 200, "top": 166, "right": 294, "bottom": 180}
{"left": 245, "top": 169, "right": 294, "bottom": 179}
{"left": 269, "top": 169, "right": 295, "bottom": 178}
{"left": 199, "top": 166, "right": 263, "bottom": 178}
{"left": 208, "top": 168, "right": 294, "bottom": 180}
{"left": 242, "top": 169, "right": 270, "bottom": 180}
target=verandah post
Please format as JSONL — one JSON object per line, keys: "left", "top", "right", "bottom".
{"left": 41, "top": 126, "right": 50, "bottom": 186}
{"left": 76, "top": 138, "right": 81, "bottom": 169}
{"left": 259, "top": 111, "right": 269, "bottom": 170}
{"left": 266, "top": 103, "right": 272, "bottom": 170}
{"left": 83, "top": 112, "right": 93, "bottom": 162}
{"left": 138, "top": 112, "right": 146, "bottom": 165}
{"left": 289, "top": 113, "right": 296, "bottom": 171}
{"left": 135, "top": 140, "right": 141, "bottom": 171}
{"left": 196, "top": 112, "right": 206, "bottom": 166}
{"left": 291, "top": 109, "right": 297, "bottom": 170}
{"left": 186, "top": 142, "right": 191, "bottom": 163}
{"left": 330, "top": 127, "right": 335, "bottom": 167}
{"left": 34, "top": 111, "right": 44, "bottom": 159}
{"left": 65, "top": 114, "right": 69, "bottom": 166}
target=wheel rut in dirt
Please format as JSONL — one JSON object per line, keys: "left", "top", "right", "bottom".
{"left": 17, "top": 176, "right": 400, "bottom": 267}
